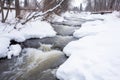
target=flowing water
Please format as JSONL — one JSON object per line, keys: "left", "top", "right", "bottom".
{"left": 0, "top": 47, "right": 67, "bottom": 80}
{"left": 0, "top": 16, "right": 86, "bottom": 80}
{"left": 0, "top": 32, "right": 76, "bottom": 80}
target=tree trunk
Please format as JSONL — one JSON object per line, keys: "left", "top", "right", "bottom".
{"left": 1, "top": 0, "right": 5, "bottom": 23}
{"left": 24, "top": 0, "right": 29, "bottom": 8}
{"left": 15, "top": 0, "right": 20, "bottom": 18}
{"left": 0, "top": 0, "right": 1, "bottom": 13}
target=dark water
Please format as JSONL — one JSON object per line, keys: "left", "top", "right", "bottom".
{"left": 0, "top": 48, "right": 67, "bottom": 80}
{"left": 0, "top": 17, "right": 83, "bottom": 80}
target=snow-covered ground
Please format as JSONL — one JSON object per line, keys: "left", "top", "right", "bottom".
{"left": 56, "top": 12, "right": 120, "bottom": 80}
{"left": 0, "top": 11, "right": 56, "bottom": 59}
{"left": 1, "top": 8, "right": 120, "bottom": 80}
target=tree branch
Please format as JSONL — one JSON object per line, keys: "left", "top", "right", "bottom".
{"left": 22, "top": 0, "right": 64, "bottom": 25}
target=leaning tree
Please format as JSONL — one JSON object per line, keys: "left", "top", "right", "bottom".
{"left": 0, "top": 0, "right": 71, "bottom": 23}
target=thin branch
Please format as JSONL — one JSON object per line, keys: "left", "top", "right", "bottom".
{"left": 22, "top": 0, "right": 64, "bottom": 25}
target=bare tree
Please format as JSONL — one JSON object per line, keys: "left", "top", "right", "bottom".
{"left": 24, "top": 0, "right": 29, "bottom": 8}
{"left": 85, "top": 0, "right": 92, "bottom": 11}
{"left": 0, "top": 0, "right": 11, "bottom": 23}
{"left": 0, "top": 0, "right": 5, "bottom": 22}
{"left": 80, "top": 4, "right": 83, "bottom": 11}
{"left": 0, "top": 0, "right": 21, "bottom": 22}
{"left": 1, "top": 0, "right": 69, "bottom": 24}
{"left": 102, "top": 0, "right": 107, "bottom": 11}
{"left": 0, "top": 0, "right": 1, "bottom": 13}
{"left": 15, "top": 0, "right": 20, "bottom": 18}
{"left": 22, "top": 0, "right": 69, "bottom": 24}
{"left": 43, "top": 0, "right": 69, "bottom": 14}
{"left": 85, "top": 0, "right": 120, "bottom": 12}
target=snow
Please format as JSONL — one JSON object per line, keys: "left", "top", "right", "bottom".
{"left": 0, "top": 11, "right": 56, "bottom": 59}
{"left": 0, "top": 37, "right": 10, "bottom": 58}
{"left": 7, "top": 44, "right": 22, "bottom": 59}
{"left": 70, "top": 0, "right": 87, "bottom": 10}
{"left": 56, "top": 12, "right": 120, "bottom": 80}
{"left": 37, "top": 0, "right": 42, "bottom": 2}
{"left": 74, "top": 12, "right": 120, "bottom": 38}
{"left": 1, "top": 30, "right": 26, "bottom": 42}
{"left": 50, "top": 14, "right": 65, "bottom": 23}
{"left": 73, "top": 20, "right": 105, "bottom": 38}
{"left": 1, "top": 5, "right": 120, "bottom": 80}
{"left": 0, "top": 21, "right": 56, "bottom": 42}
{"left": 20, "top": 21, "right": 56, "bottom": 39}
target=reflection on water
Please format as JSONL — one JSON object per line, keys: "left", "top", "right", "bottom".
{"left": 0, "top": 47, "right": 67, "bottom": 80}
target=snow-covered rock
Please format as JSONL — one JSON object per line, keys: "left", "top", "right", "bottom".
{"left": 7, "top": 44, "right": 22, "bottom": 59}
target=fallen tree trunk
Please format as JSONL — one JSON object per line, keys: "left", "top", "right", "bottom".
{"left": 91, "top": 11, "right": 112, "bottom": 14}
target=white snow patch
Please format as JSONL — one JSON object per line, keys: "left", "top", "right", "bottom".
{"left": 73, "top": 20, "right": 105, "bottom": 38}
{"left": 20, "top": 21, "right": 56, "bottom": 39}
{"left": 7, "top": 44, "right": 22, "bottom": 59}
{"left": 0, "top": 37, "right": 10, "bottom": 58}
{"left": 57, "top": 12, "right": 120, "bottom": 80}
{"left": 70, "top": 0, "right": 87, "bottom": 10}
{"left": 50, "top": 14, "right": 65, "bottom": 23}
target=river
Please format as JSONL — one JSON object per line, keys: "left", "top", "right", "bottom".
{"left": 0, "top": 15, "right": 84, "bottom": 80}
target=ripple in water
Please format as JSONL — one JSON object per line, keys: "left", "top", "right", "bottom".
{"left": 0, "top": 44, "right": 67, "bottom": 80}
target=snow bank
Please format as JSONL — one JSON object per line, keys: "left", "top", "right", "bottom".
{"left": 20, "top": 21, "right": 56, "bottom": 39}
{"left": 0, "top": 37, "right": 10, "bottom": 58}
{"left": 0, "top": 36, "right": 22, "bottom": 59}
{"left": 56, "top": 12, "right": 120, "bottom": 80}
{"left": 0, "top": 20, "right": 56, "bottom": 58}
{"left": 74, "top": 20, "right": 104, "bottom": 38}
